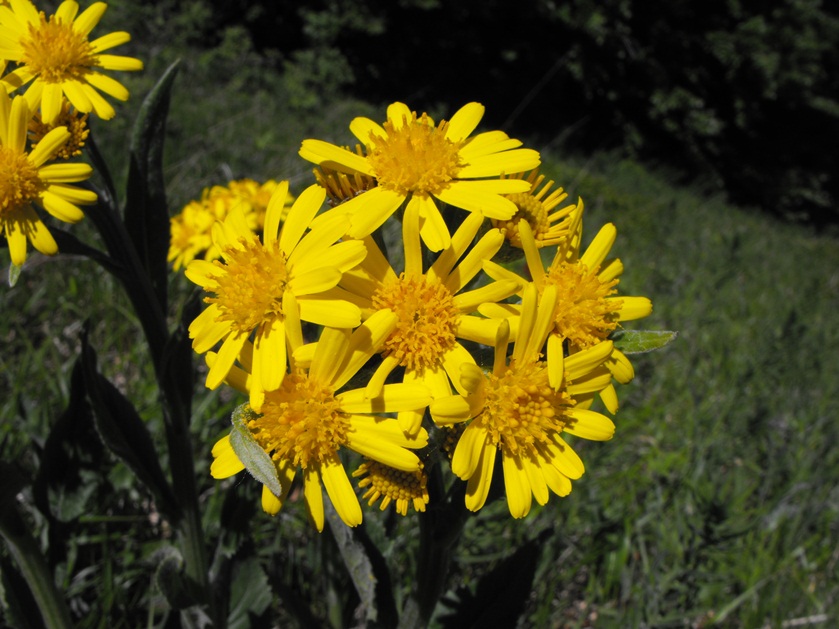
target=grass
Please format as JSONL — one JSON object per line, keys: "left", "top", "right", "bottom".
{"left": 3, "top": 34, "right": 839, "bottom": 629}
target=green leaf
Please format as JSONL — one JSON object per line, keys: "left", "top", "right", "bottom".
{"left": 229, "top": 404, "right": 283, "bottom": 498}
{"left": 227, "top": 555, "right": 273, "bottom": 629}
{"left": 80, "top": 327, "right": 180, "bottom": 521}
{"left": 124, "top": 60, "right": 180, "bottom": 311}
{"left": 154, "top": 546, "right": 198, "bottom": 610}
{"left": 7, "top": 263, "right": 20, "bottom": 287}
{"left": 438, "top": 531, "right": 548, "bottom": 629}
{"left": 324, "top": 502, "right": 379, "bottom": 625}
{"left": 611, "top": 329, "right": 679, "bottom": 354}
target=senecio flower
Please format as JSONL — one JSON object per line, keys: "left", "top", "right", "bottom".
{"left": 431, "top": 284, "right": 616, "bottom": 518}
{"left": 493, "top": 170, "right": 576, "bottom": 250}
{"left": 169, "top": 178, "right": 291, "bottom": 271}
{"left": 0, "top": 0, "right": 143, "bottom": 123}
{"left": 185, "top": 182, "right": 365, "bottom": 409}
{"left": 331, "top": 204, "right": 520, "bottom": 435}
{"left": 482, "top": 206, "right": 653, "bottom": 413}
{"left": 1, "top": 93, "right": 96, "bottom": 265}
{"left": 299, "top": 101, "right": 540, "bottom": 251}
{"left": 210, "top": 310, "right": 431, "bottom": 530}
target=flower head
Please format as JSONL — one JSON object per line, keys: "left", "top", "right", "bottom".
{"left": 300, "top": 102, "right": 540, "bottom": 251}
{"left": 210, "top": 310, "right": 431, "bottom": 530}
{"left": 185, "top": 182, "right": 365, "bottom": 408}
{"left": 492, "top": 170, "right": 576, "bottom": 249}
{"left": 431, "top": 284, "right": 616, "bottom": 518}
{"left": 28, "top": 100, "right": 89, "bottom": 159}
{"left": 353, "top": 459, "right": 429, "bottom": 516}
{"left": 482, "top": 203, "right": 653, "bottom": 413}
{"left": 168, "top": 178, "right": 291, "bottom": 270}
{"left": 1, "top": 92, "right": 96, "bottom": 266}
{"left": 0, "top": 0, "right": 143, "bottom": 123}
{"left": 330, "top": 204, "right": 521, "bottom": 435}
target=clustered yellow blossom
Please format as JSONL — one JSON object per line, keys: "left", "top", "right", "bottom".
{"left": 198, "top": 100, "right": 655, "bottom": 529}
{"left": 168, "top": 178, "right": 291, "bottom": 270}
{"left": 1, "top": 0, "right": 142, "bottom": 266}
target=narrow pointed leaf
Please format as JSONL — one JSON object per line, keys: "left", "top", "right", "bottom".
{"left": 612, "top": 329, "right": 678, "bottom": 354}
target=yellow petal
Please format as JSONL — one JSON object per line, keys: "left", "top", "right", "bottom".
{"left": 299, "top": 139, "right": 372, "bottom": 174}
{"left": 321, "top": 454, "right": 362, "bottom": 528}
{"left": 464, "top": 438, "right": 496, "bottom": 512}
{"left": 564, "top": 407, "right": 615, "bottom": 441}
{"left": 210, "top": 435, "right": 245, "bottom": 479}
{"left": 445, "top": 102, "right": 484, "bottom": 142}
{"left": 303, "top": 467, "right": 325, "bottom": 532}
{"left": 503, "top": 452, "right": 533, "bottom": 518}
{"left": 451, "top": 423, "right": 487, "bottom": 480}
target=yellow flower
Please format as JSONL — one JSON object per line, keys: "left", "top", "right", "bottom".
{"left": 168, "top": 178, "right": 292, "bottom": 271}
{"left": 492, "top": 170, "right": 576, "bottom": 249}
{"left": 314, "top": 204, "right": 520, "bottom": 436}
{"left": 431, "top": 284, "right": 616, "bottom": 518}
{"left": 209, "top": 310, "right": 432, "bottom": 530}
{"left": 481, "top": 204, "right": 653, "bottom": 413}
{"left": 1, "top": 93, "right": 96, "bottom": 266}
{"left": 0, "top": 0, "right": 143, "bottom": 123}
{"left": 28, "top": 99, "right": 89, "bottom": 160}
{"left": 353, "top": 459, "right": 429, "bottom": 516}
{"left": 185, "top": 182, "right": 365, "bottom": 409}
{"left": 299, "top": 101, "right": 540, "bottom": 251}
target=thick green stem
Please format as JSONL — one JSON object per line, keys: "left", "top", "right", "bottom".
{"left": 413, "top": 465, "right": 468, "bottom": 627}
{"left": 0, "top": 514, "right": 73, "bottom": 629}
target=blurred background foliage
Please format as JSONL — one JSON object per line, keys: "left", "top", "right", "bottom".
{"left": 110, "top": 0, "right": 839, "bottom": 226}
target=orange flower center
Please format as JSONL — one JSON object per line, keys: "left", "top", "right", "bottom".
{"left": 545, "top": 260, "right": 622, "bottom": 348}
{"left": 21, "top": 14, "right": 98, "bottom": 83}
{"left": 248, "top": 371, "right": 349, "bottom": 469}
{"left": 474, "top": 359, "right": 573, "bottom": 457}
{"left": 205, "top": 238, "right": 289, "bottom": 334}
{"left": 0, "top": 147, "right": 44, "bottom": 216}
{"left": 371, "top": 273, "right": 460, "bottom": 372}
{"left": 366, "top": 112, "right": 465, "bottom": 197}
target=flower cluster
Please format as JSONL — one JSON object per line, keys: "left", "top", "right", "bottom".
{"left": 1, "top": 0, "right": 142, "bottom": 266}
{"left": 168, "top": 177, "right": 293, "bottom": 270}
{"left": 191, "top": 101, "right": 654, "bottom": 530}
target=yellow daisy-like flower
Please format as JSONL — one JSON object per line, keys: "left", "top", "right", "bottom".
{"left": 1, "top": 93, "right": 96, "bottom": 266}
{"left": 168, "top": 179, "right": 292, "bottom": 271}
{"left": 319, "top": 205, "right": 521, "bottom": 436}
{"left": 353, "top": 459, "right": 429, "bottom": 516}
{"left": 481, "top": 206, "right": 653, "bottom": 413}
{"left": 431, "top": 284, "right": 616, "bottom": 518}
{"left": 492, "top": 170, "right": 576, "bottom": 249}
{"left": 299, "top": 101, "right": 541, "bottom": 251}
{"left": 185, "top": 182, "right": 366, "bottom": 409}
{"left": 28, "top": 99, "right": 89, "bottom": 160}
{"left": 0, "top": 0, "right": 143, "bottom": 123}
{"left": 210, "top": 310, "right": 432, "bottom": 531}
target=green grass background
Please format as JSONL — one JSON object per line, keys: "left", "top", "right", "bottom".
{"left": 2, "top": 21, "right": 839, "bottom": 629}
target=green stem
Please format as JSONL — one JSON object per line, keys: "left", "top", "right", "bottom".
{"left": 85, "top": 199, "right": 217, "bottom": 623}
{"left": 413, "top": 463, "right": 468, "bottom": 627}
{"left": 0, "top": 512, "right": 73, "bottom": 629}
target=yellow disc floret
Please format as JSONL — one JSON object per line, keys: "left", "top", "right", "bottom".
{"left": 371, "top": 273, "right": 460, "bottom": 372}
{"left": 248, "top": 371, "right": 349, "bottom": 469}
{"left": 353, "top": 460, "right": 429, "bottom": 515}
{"left": 545, "top": 260, "right": 623, "bottom": 348}
{"left": 205, "top": 239, "right": 289, "bottom": 333}
{"left": 366, "top": 112, "right": 465, "bottom": 197}
{"left": 0, "top": 147, "right": 45, "bottom": 215}
{"left": 20, "top": 14, "right": 98, "bottom": 83}
{"left": 473, "top": 359, "right": 573, "bottom": 458}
